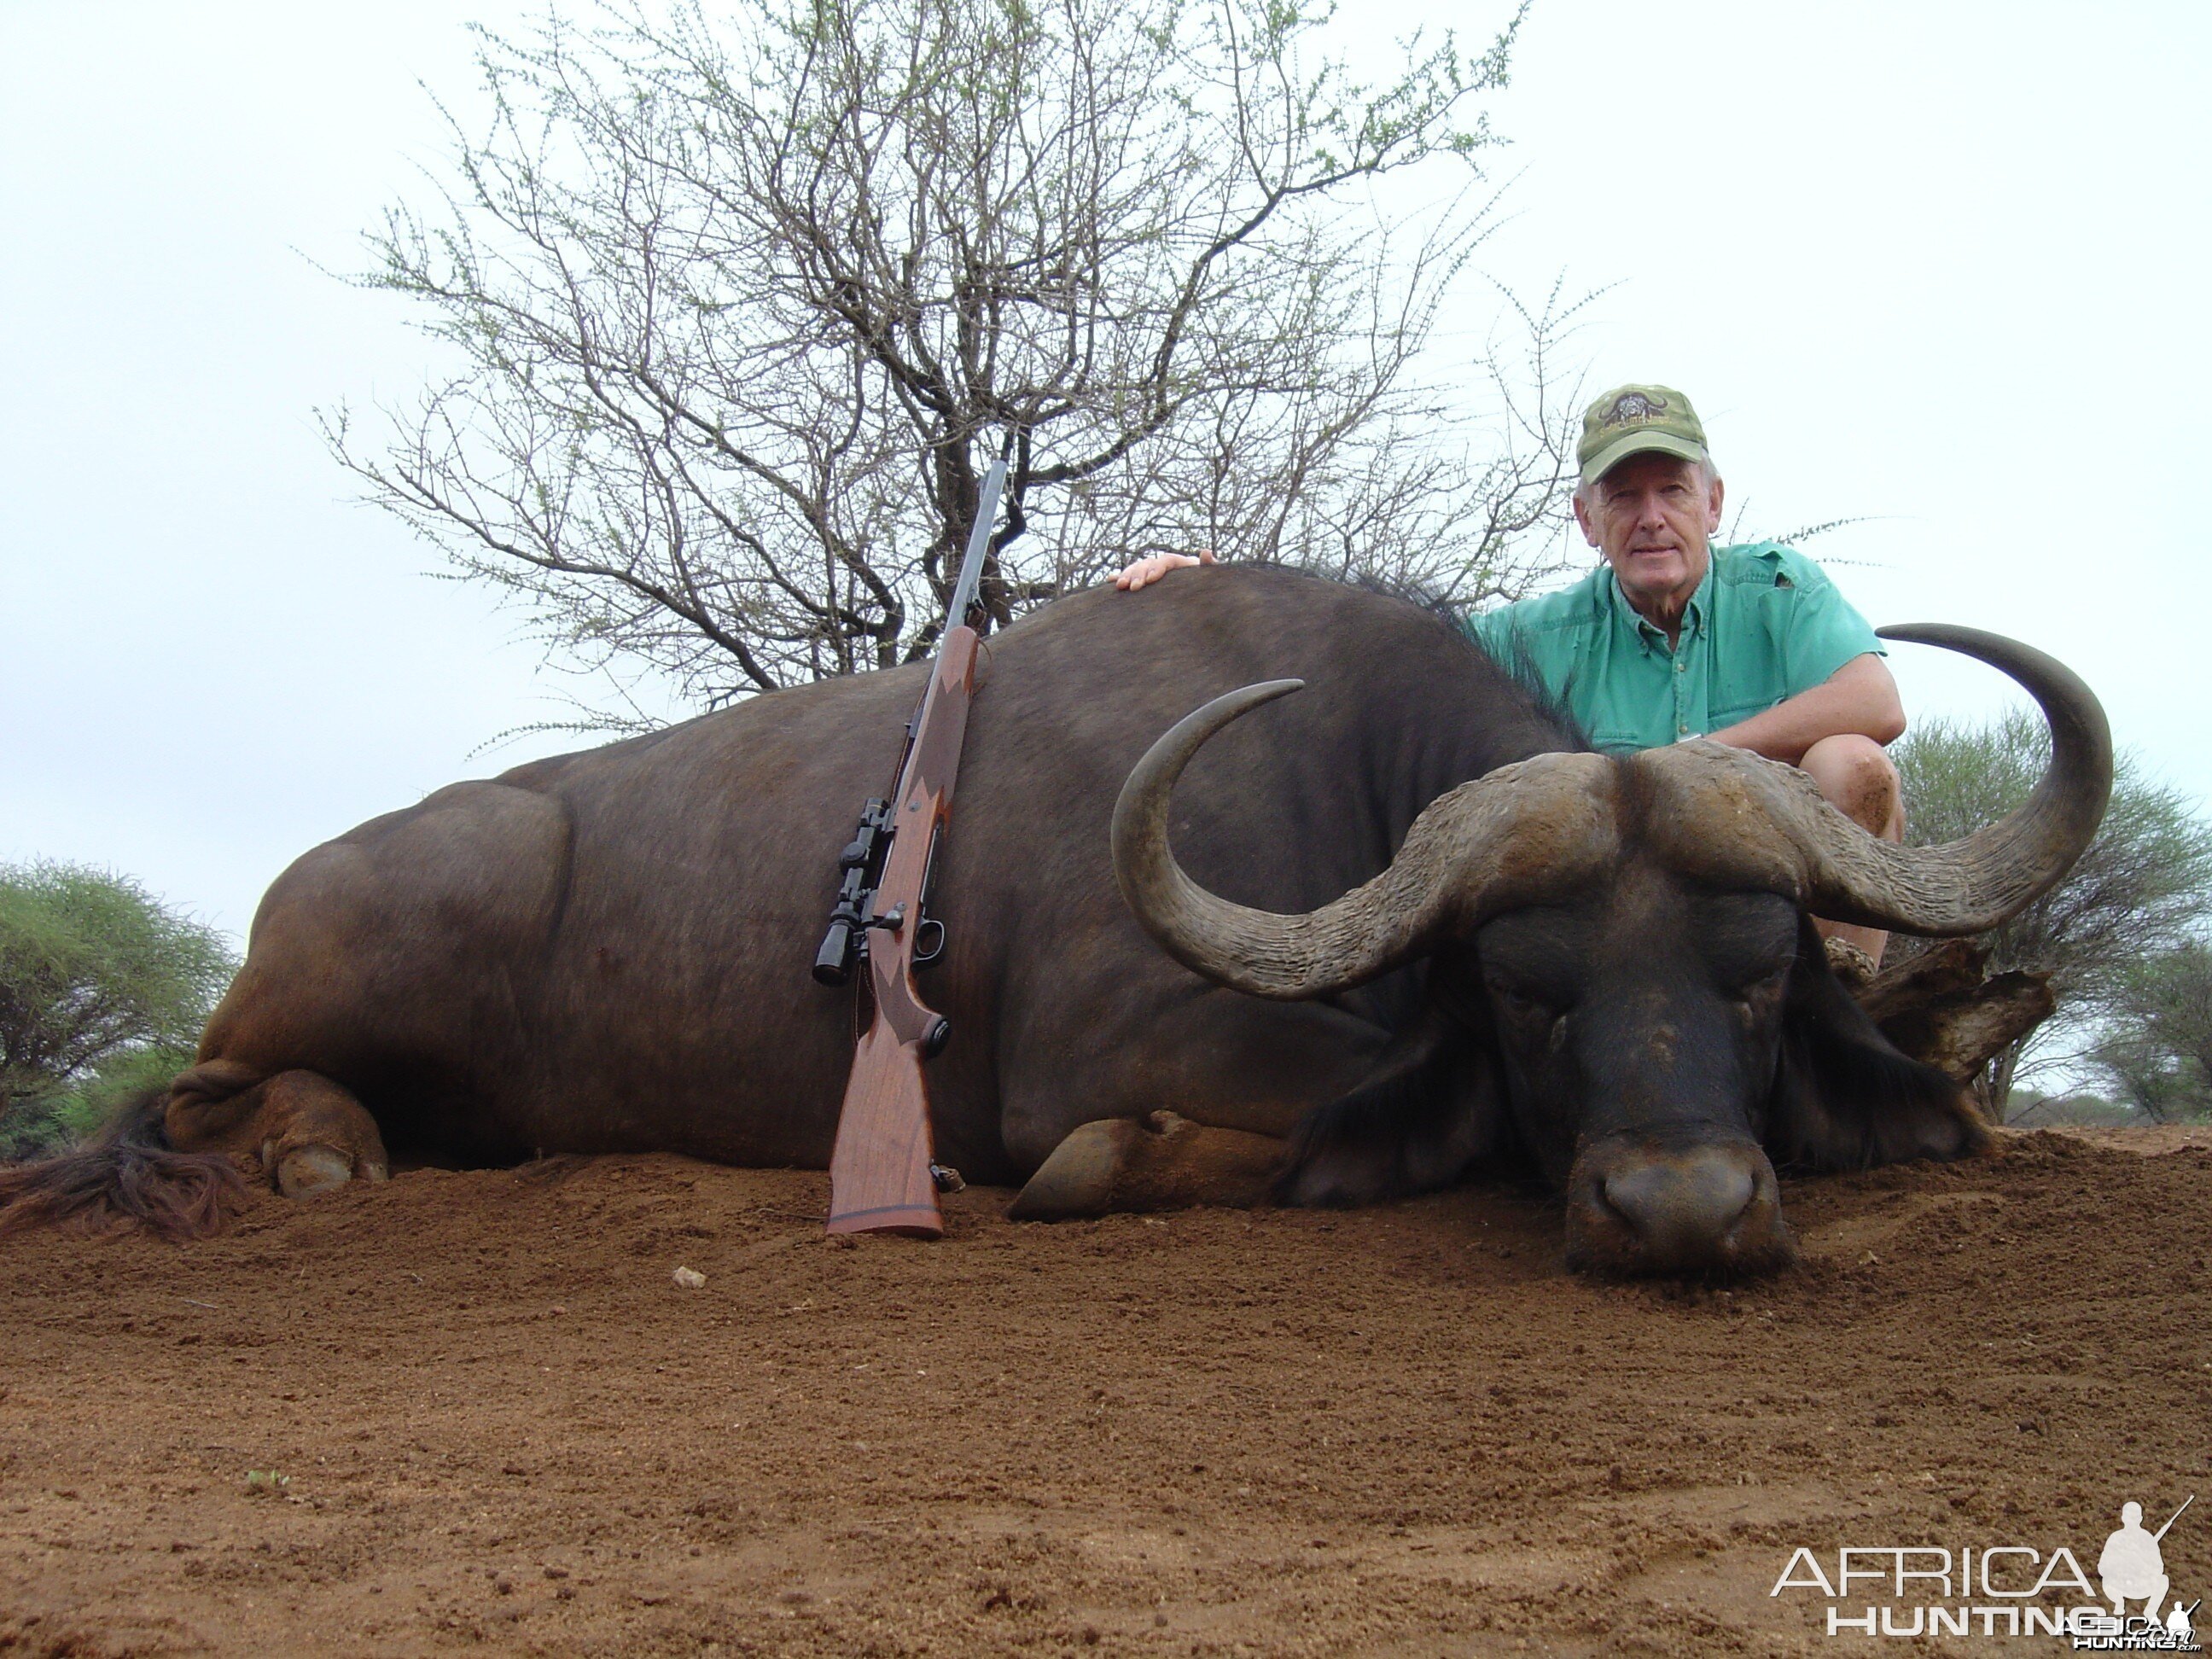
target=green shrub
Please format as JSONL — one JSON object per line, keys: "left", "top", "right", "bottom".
{"left": 0, "top": 862, "right": 236, "bottom": 1157}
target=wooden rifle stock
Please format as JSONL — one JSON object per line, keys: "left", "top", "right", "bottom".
{"left": 822, "top": 457, "right": 1007, "bottom": 1237}
{"left": 824, "top": 626, "right": 978, "bottom": 1236}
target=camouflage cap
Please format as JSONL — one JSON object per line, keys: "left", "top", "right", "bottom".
{"left": 1577, "top": 384, "right": 1710, "bottom": 486}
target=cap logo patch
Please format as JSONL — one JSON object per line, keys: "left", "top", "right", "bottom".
{"left": 1604, "top": 391, "right": 1668, "bottom": 428}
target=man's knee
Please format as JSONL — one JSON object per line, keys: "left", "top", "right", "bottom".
{"left": 1801, "top": 734, "right": 1901, "bottom": 838}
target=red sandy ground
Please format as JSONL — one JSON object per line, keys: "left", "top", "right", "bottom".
{"left": 3, "top": 1128, "right": 2208, "bottom": 1656}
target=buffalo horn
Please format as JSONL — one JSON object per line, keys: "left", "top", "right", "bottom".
{"left": 1656, "top": 624, "right": 2113, "bottom": 936}
{"left": 1111, "top": 681, "right": 1614, "bottom": 998}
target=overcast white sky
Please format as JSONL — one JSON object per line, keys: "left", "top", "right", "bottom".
{"left": 3, "top": 0, "right": 2207, "bottom": 942}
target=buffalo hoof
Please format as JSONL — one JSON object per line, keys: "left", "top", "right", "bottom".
{"left": 272, "top": 1143, "right": 386, "bottom": 1200}
{"left": 1010, "top": 1119, "right": 1132, "bottom": 1220}
{"left": 1010, "top": 1112, "right": 1284, "bottom": 1220}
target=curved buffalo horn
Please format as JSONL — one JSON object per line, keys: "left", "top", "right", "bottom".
{"left": 1645, "top": 624, "right": 2113, "bottom": 936}
{"left": 1112, "top": 681, "right": 1615, "bottom": 998}
{"left": 1812, "top": 623, "right": 2112, "bottom": 932}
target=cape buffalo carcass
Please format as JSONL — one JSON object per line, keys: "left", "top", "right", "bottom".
{"left": 0, "top": 567, "right": 2110, "bottom": 1273}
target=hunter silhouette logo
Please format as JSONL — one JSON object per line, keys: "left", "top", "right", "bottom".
{"left": 2095, "top": 1495, "right": 2199, "bottom": 1646}
{"left": 1604, "top": 390, "right": 1668, "bottom": 427}
{"left": 1768, "top": 1490, "right": 2199, "bottom": 1644}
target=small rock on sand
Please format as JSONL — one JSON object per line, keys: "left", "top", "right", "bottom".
{"left": 672, "top": 1266, "right": 707, "bottom": 1289}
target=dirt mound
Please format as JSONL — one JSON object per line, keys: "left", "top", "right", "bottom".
{"left": 2036, "top": 1121, "right": 2212, "bottom": 1157}
{"left": 3, "top": 1132, "right": 2208, "bottom": 1655}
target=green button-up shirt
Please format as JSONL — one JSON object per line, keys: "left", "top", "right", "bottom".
{"left": 1465, "top": 542, "right": 1883, "bottom": 754}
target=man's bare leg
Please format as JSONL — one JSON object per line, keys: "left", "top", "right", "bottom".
{"left": 1799, "top": 733, "right": 1904, "bottom": 969}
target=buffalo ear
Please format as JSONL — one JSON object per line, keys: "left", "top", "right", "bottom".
{"left": 1277, "top": 992, "right": 1507, "bottom": 1207}
{"left": 1766, "top": 918, "right": 1990, "bottom": 1172}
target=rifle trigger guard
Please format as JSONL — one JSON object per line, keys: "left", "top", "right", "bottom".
{"left": 911, "top": 915, "right": 946, "bottom": 967}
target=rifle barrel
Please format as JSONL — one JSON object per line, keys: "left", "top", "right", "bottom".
{"left": 944, "top": 459, "right": 1007, "bottom": 634}
{"left": 2155, "top": 1493, "right": 2195, "bottom": 1541}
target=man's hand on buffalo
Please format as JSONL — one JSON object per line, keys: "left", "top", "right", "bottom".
{"left": 1112, "top": 548, "right": 1215, "bottom": 590}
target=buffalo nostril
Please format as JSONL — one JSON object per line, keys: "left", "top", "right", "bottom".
{"left": 1601, "top": 1155, "right": 1757, "bottom": 1260}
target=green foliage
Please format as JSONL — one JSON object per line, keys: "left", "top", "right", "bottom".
{"left": 2089, "top": 940, "right": 2212, "bottom": 1123}
{"left": 0, "top": 1044, "right": 201, "bottom": 1160}
{"left": 2005, "top": 1089, "right": 2140, "bottom": 1127}
{"left": 1892, "top": 709, "right": 2212, "bottom": 1110}
{"left": 0, "top": 862, "right": 236, "bottom": 1157}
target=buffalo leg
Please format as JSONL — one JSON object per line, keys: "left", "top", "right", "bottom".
{"left": 1009, "top": 1111, "right": 1285, "bottom": 1220}
{"left": 167, "top": 1062, "right": 389, "bottom": 1199}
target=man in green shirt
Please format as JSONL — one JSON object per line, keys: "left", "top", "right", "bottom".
{"left": 1111, "top": 383, "right": 1906, "bottom": 974}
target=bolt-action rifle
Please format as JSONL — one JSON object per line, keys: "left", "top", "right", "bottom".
{"left": 812, "top": 458, "right": 1009, "bottom": 1237}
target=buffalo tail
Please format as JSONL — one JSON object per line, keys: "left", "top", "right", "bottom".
{"left": 0, "top": 1086, "right": 247, "bottom": 1242}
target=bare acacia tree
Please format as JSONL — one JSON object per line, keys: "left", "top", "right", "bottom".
{"left": 326, "top": 0, "right": 1580, "bottom": 717}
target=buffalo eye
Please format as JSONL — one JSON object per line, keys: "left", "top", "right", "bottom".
{"left": 1730, "top": 966, "right": 1790, "bottom": 1015}
{"left": 1487, "top": 981, "right": 1567, "bottom": 1046}
{"left": 1489, "top": 982, "right": 1547, "bottom": 1018}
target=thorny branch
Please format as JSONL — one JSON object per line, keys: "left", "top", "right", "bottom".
{"left": 326, "top": 0, "right": 1584, "bottom": 719}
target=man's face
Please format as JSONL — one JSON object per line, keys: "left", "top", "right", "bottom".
{"left": 1572, "top": 452, "right": 1725, "bottom": 617}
